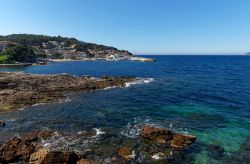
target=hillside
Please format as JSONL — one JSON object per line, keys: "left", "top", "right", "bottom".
{"left": 0, "top": 34, "right": 133, "bottom": 60}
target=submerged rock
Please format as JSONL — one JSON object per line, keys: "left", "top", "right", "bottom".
{"left": 0, "top": 120, "right": 6, "bottom": 127}
{"left": 140, "top": 126, "right": 172, "bottom": 144}
{"left": 206, "top": 144, "right": 225, "bottom": 159}
{"left": 170, "top": 133, "right": 197, "bottom": 148}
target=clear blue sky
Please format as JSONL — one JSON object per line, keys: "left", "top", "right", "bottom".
{"left": 1, "top": 0, "right": 250, "bottom": 54}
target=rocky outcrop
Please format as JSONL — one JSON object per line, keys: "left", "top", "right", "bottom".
{"left": 0, "top": 130, "right": 54, "bottom": 163}
{"left": 140, "top": 126, "right": 196, "bottom": 148}
{"left": 32, "top": 151, "right": 79, "bottom": 164}
{"left": 170, "top": 133, "right": 197, "bottom": 148}
{"left": 140, "top": 126, "right": 172, "bottom": 144}
{"left": 0, "top": 72, "right": 135, "bottom": 113}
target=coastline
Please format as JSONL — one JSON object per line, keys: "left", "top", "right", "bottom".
{"left": 0, "top": 72, "right": 136, "bottom": 113}
{"left": 0, "top": 63, "right": 33, "bottom": 67}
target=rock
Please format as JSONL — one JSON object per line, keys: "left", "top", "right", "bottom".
{"left": 30, "top": 149, "right": 80, "bottom": 164}
{"left": 118, "top": 147, "right": 135, "bottom": 160}
{"left": 206, "top": 144, "right": 224, "bottom": 159}
{"left": 29, "top": 148, "right": 49, "bottom": 163}
{"left": 151, "top": 152, "right": 166, "bottom": 160}
{"left": 0, "top": 130, "right": 54, "bottom": 163}
{"left": 0, "top": 136, "right": 36, "bottom": 163}
{"left": 0, "top": 120, "right": 6, "bottom": 127}
{"left": 77, "top": 158, "right": 97, "bottom": 164}
{"left": 170, "top": 133, "right": 197, "bottom": 148}
{"left": 0, "top": 72, "right": 135, "bottom": 113}
{"left": 140, "top": 126, "right": 172, "bottom": 144}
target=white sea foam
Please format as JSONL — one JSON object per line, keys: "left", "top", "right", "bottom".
{"left": 104, "top": 86, "right": 118, "bottom": 90}
{"left": 121, "top": 117, "right": 189, "bottom": 138}
{"left": 93, "top": 128, "right": 105, "bottom": 136}
{"left": 125, "top": 78, "right": 154, "bottom": 87}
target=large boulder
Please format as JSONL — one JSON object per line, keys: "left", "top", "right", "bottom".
{"left": 31, "top": 151, "right": 79, "bottom": 164}
{"left": 0, "top": 130, "right": 54, "bottom": 163}
{"left": 0, "top": 137, "right": 36, "bottom": 163}
{"left": 140, "top": 126, "right": 172, "bottom": 144}
{"left": 170, "top": 133, "right": 197, "bottom": 148}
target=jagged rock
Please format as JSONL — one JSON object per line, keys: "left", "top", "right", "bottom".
{"left": 151, "top": 152, "right": 166, "bottom": 160}
{"left": 0, "top": 72, "right": 135, "bottom": 113}
{"left": 118, "top": 147, "right": 135, "bottom": 160}
{"left": 140, "top": 126, "right": 172, "bottom": 144}
{"left": 29, "top": 149, "right": 49, "bottom": 164}
{"left": 30, "top": 149, "right": 80, "bottom": 164}
{"left": 0, "top": 120, "right": 6, "bottom": 127}
{"left": 170, "top": 133, "right": 197, "bottom": 148}
{"left": 0, "top": 130, "right": 54, "bottom": 163}
{"left": 77, "top": 158, "right": 97, "bottom": 164}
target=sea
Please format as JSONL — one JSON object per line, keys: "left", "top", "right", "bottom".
{"left": 0, "top": 55, "right": 250, "bottom": 163}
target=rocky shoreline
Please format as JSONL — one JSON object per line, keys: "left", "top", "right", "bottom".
{"left": 0, "top": 72, "right": 135, "bottom": 113}
{"left": 0, "top": 126, "right": 197, "bottom": 163}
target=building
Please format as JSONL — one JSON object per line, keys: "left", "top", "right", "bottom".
{"left": 0, "top": 41, "right": 16, "bottom": 51}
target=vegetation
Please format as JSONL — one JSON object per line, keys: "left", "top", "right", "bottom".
{"left": 0, "top": 44, "right": 36, "bottom": 63}
{"left": 51, "top": 52, "right": 64, "bottom": 59}
{"left": 0, "top": 34, "right": 132, "bottom": 55}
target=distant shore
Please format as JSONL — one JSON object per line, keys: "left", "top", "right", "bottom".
{"left": 0, "top": 63, "right": 33, "bottom": 67}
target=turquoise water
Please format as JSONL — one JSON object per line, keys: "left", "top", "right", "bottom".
{"left": 0, "top": 55, "right": 250, "bottom": 163}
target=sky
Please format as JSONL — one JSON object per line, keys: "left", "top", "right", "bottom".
{"left": 1, "top": 0, "right": 250, "bottom": 54}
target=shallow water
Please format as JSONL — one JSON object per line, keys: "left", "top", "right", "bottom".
{"left": 0, "top": 55, "right": 250, "bottom": 163}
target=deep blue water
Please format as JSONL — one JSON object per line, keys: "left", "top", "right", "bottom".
{"left": 0, "top": 55, "right": 250, "bottom": 163}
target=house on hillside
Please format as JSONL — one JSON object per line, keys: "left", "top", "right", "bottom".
{"left": 0, "top": 41, "right": 16, "bottom": 51}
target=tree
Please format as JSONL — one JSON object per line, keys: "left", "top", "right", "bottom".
{"left": 0, "top": 44, "right": 36, "bottom": 63}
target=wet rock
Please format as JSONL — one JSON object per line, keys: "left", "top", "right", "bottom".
{"left": 77, "top": 158, "right": 97, "bottom": 164}
{"left": 0, "top": 72, "right": 136, "bottom": 113}
{"left": 151, "top": 152, "right": 166, "bottom": 160}
{"left": 206, "top": 144, "right": 224, "bottom": 159}
{"left": 118, "top": 147, "right": 135, "bottom": 160}
{"left": 140, "top": 126, "right": 172, "bottom": 144}
{"left": 29, "top": 148, "right": 49, "bottom": 163}
{"left": 0, "top": 136, "right": 36, "bottom": 163}
{"left": 170, "top": 133, "right": 197, "bottom": 148}
{"left": 0, "top": 130, "right": 54, "bottom": 163}
{"left": 30, "top": 149, "right": 81, "bottom": 164}
{"left": 0, "top": 120, "right": 6, "bottom": 127}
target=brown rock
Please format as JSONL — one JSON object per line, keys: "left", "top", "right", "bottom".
{"left": 0, "top": 130, "right": 54, "bottom": 163}
{"left": 77, "top": 158, "right": 97, "bottom": 164}
{"left": 29, "top": 149, "right": 49, "bottom": 164}
{"left": 140, "top": 126, "right": 172, "bottom": 144}
{"left": 30, "top": 149, "right": 80, "bottom": 164}
{"left": 170, "top": 133, "right": 197, "bottom": 148}
{"left": 118, "top": 147, "right": 135, "bottom": 160}
{"left": 0, "top": 137, "right": 36, "bottom": 162}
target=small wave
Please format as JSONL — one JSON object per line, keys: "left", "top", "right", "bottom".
{"left": 93, "top": 128, "right": 105, "bottom": 136}
{"left": 125, "top": 78, "right": 154, "bottom": 87}
{"left": 41, "top": 128, "right": 105, "bottom": 153}
{"left": 121, "top": 117, "right": 189, "bottom": 138}
{"left": 104, "top": 86, "right": 118, "bottom": 90}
